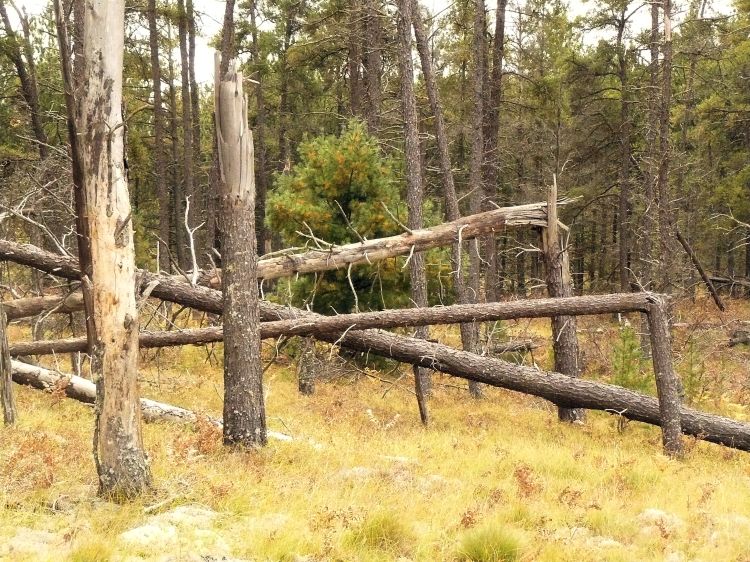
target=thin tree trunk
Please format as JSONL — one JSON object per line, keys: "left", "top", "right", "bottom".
{"left": 617, "top": 11, "right": 632, "bottom": 292}
{"left": 397, "top": 0, "right": 430, "bottom": 422}
{"left": 167, "top": 21, "right": 182, "bottom": 263}
{"left": 248, "top": 0, "right": 269, "bottom": 254}
{"left": 363, "top": 0, "right": 382, "bottom": 134}
{"left": 482, "top": 0, "right": 507, "bottom": 302}
{"left": 466, "top": 0, "right": 487, "bottom": 399}
{"left": 215, "top": 53, "right": 266, "bottom": 447}
{"left": 348, "top": 0, "right": 362, "bottom": 117}
{"left": 657, "top": 0, "right": 674, "bottom": 292}
{"left": 177, "top": 0, "right": 194, "bottom": 269}
{"left": 148, "top": 0, "right": 170, "bottom": 273}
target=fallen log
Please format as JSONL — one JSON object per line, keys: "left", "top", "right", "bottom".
{"left": 10, "top": 360, "right": 292, "bottom": 441}
{"left": 4, "top": 292, "right": 84, "bottom": 321}
{"left": 675, "top": 229, "right": 725, "bottom": 312}
{"left": 4, "top": 242, "right": 748, "bottom": 451}
{"left": 9, "top": 293, "right": 653, "bottom": 356}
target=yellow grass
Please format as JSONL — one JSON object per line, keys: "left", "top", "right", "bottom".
{"left": 1, "top": 295, "right": 749, "bottom": 561}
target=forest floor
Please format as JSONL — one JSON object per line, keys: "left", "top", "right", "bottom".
{"left": 1, "top": 295, "right": 750, "bottom": 561}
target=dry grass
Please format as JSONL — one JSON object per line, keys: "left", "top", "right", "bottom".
{"left": 1, "top": 295, "right": 750, "bottom": 561}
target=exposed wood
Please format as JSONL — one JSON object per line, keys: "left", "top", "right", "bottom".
{"left": 1, "top": 309, "right": 16, "bottom": 425}
{"left": 76, "top": 0, "right": 151, "bottom": 497}
{"left": 675, "top": 228, "right": 725, "bottom": 311}
{"left": 647, "top": 295, "right": 684, "bottom": 457}
{"left": 215, "top": 53, "right": 266, "bottom": 447}
{"left": 9, "top": 293, "right": 655, "bottom": 357}
{"left": 543, "top": 179, "right": 585, "bottom": 423}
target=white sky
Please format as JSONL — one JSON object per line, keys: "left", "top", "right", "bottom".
{"left": 14, "top": 0, "right": 736, "bottom": 85}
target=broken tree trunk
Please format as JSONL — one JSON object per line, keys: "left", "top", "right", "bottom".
{"left": 9, "top": 293, "right": 657, "bottom": 357}
{"left": 646, "top": 296, "right": 683, "bottom": 457}
{"left": 215, "top": 53, "right": 266, "bottom": 447}
{"left": 543, "top": 179, "right": 585, "bottom": 423}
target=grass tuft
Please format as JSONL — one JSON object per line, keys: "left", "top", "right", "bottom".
{"left": 345, "top": 509, "right": 414, "bottom": 555}
{"left": 456, "top": 523, "right": 527, "bottom": 562}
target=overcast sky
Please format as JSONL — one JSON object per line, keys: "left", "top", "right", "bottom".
{"left": 14, "top": 0, "right": 736, "bottom": 85}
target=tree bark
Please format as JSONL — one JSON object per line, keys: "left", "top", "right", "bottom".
{"left": 363, "top": 0, "right": 382, "bottom": 134}
{"left": 248, "top": 0, "right": 269, "bottom": 255}
{"left": 177, "top": 0, "right": 195, "bottom": 269}
{"left": 616, "top": 10, "right": 632, "bottom": 292}
{"left": 544, "top": 181, "right": 585, "bottom": 422}
{"left": 1, "top": 309, "right": 16, "bottom": 425}
{"left": 8, "top": 293, "right": 657, "bottom": 357}
{"left": 482, "top": 0, "right": 507, "bottom": 302}
{"left": 466, "top": 0, "right": 488, "bottom": 399}
{"left": 657, "top": 0, "right": 674, "bottom": 291}
{"left": 397, "top": 0, "right": 430, "bottom": 423}
{"left": 76, "top": 0, "right": 152, "bottom": 498}
{"left": 215, "top": 53, "right": 266, "bottom": 447}
{"left": 647, "top": 296, "right": 683, "bottom": 457}
{"left": 147, "top": 0, "right": 170, "bottom": 273}
{"left": 675, "top": 228, "right": 725, "bottom": 311}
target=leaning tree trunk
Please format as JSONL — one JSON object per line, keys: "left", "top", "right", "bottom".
{"left": 215, "top": 53, "right": 266, "bottom": 447}
{"left": 397, "top": 0, "right": 430, "bottom": 423}
{"left": 73, "top": 0, "right": 152, "bottom": 498}
{"left": 412, "top": 0, "right": 476, "bottom": 378}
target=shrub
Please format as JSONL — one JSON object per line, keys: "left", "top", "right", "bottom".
{"left": 345, "top": 510, "right": 413, "bottom": 555}
{"left": 611, "top": 324, "right": 653, "bottom": 394}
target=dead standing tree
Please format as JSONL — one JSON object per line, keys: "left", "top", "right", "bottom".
{"left": 215, "top": 53, "right": 266, "bottom": 447}
{"left": 55, "top": 0, "right": 152, "bottom": 497}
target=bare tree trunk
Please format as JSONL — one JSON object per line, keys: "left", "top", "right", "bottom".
{"left": 466, "top": 0, "right": 487, "bottom": 399}
{"left": 66, "top": 0, "right": 151, "bottom": 498}
{"left": 215, "top": 53, "right": 266, "bottom": 447}
{"left": 1, "top": 308, "right": 16, "bottom": 425}
{"left": 177, "top": 0, "right": 194, "bottom": 269}
{"left": 167, "top": 21, "right": 182, "bottom": 263}
{"left": 397, "top": 0, "right": 430, "bottom": 423}
{"left": 544, "top": 180, "right": 585, "bottom": 423}
{"left": 148, "top": 0, "right": 170, "bottom": 273}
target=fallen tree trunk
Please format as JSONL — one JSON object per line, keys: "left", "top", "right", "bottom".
{"left": 11, "top": 360, "right": 208, "bottom": 424}
{"left": 676, "top": 228, "right": 725, "bottom": 311}
{"left": 9, "top": 293, "right": 654, "bottom": 357}
{"left": 10, "top": 360, "right": 292, "bottom": 441}
{"left": 489, "top": 340, "right": 540, "bottom": 354}
{"left": 0, "top": 201, "right": 554, "bottom": 308}
{"left": 3, "top": 292, "right": 85, "bottom": 321}
{"left": 4, "top": 242, "right": 750, "bottom": 451}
